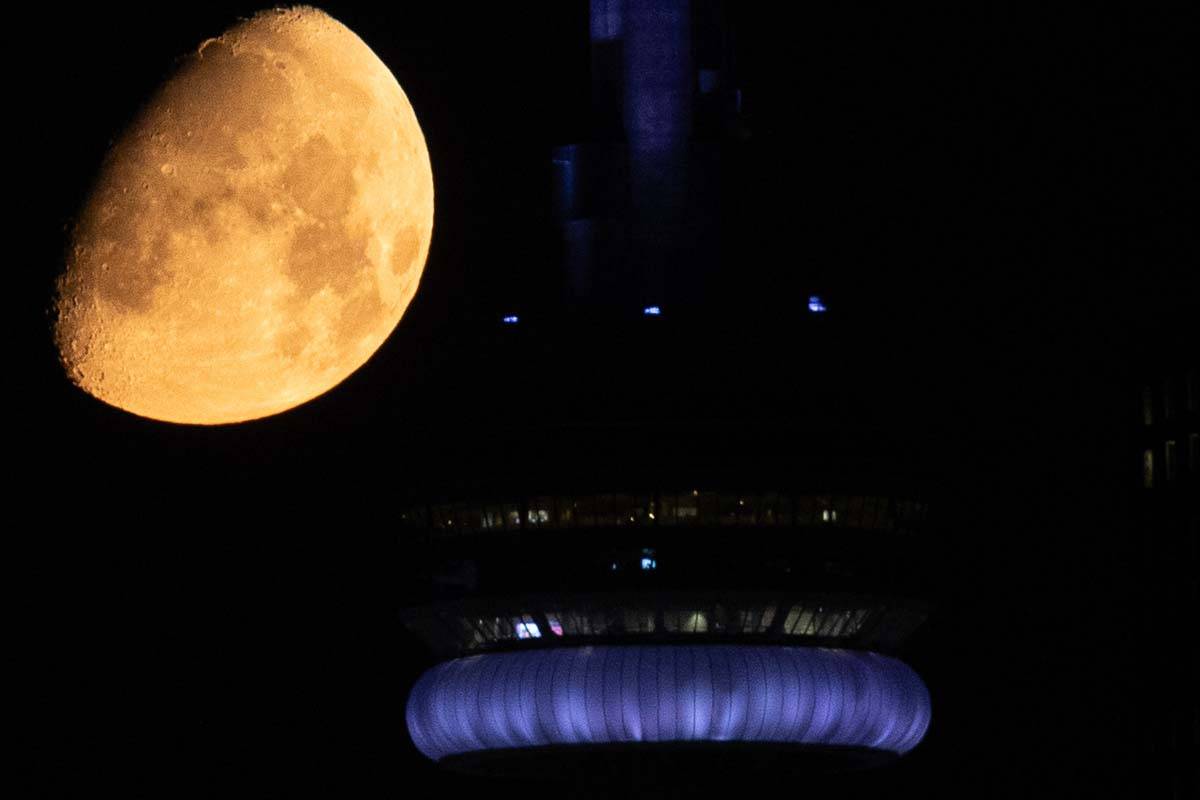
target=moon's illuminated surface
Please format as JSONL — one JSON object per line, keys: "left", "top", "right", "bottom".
{"left": 55, "top": 7, "right": 433, "bottom": 424}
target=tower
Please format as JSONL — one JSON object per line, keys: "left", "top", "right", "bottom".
{"left": 397, "top": 1, "right": 939, "bottom": 782}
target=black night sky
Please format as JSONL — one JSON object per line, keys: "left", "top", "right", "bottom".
{"left": 24, "top": 3, "right": 1195, "bottom": 798}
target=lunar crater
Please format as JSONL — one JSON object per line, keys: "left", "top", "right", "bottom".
{"left": 55, "top": 6, "right": 433, "bottom": 424}
{"left": 282, "top": 134, "right": 357, "bottom": 220}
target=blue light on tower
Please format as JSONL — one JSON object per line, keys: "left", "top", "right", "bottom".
{"left": 641, "top": 547, "right": 657, "bottom": 570}
{"left": 808, "top": 296, "right": 827, "bottom": 313}
{"left": 501, "top": 315, "right": 519, "bottom": 324}
{"left": 407, "top": 646, "right": 932, "bottom": 761}
{"left": 643, "top": 305, "right": 662, "bottom": 316}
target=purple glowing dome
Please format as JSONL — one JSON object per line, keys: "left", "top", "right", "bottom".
{"left": 406, "top": 645, "right": 930, "bottom": 761}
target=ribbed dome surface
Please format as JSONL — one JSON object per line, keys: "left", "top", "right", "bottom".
{"left": 406, "top": 645, "right": 930, "bottom": 760}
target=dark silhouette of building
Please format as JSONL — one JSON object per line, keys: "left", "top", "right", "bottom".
{"left": 1128, "top": 331, "right": 1197, "bottom": 799}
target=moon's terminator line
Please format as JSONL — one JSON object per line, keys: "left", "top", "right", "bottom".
{"left": 55, "top": 6, "right": 434, "bottom": 424}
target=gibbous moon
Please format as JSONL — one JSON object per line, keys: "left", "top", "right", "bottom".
{"left": 55, "top": 7, "right": 433, "bottom": 424}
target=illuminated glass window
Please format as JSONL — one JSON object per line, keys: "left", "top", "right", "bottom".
{"left": 786, "top": 606, "right": 818, "bottom": 636}
{"left": 562, "top": 610, "right": 586, "bottom": 635}
{"left": 623, "top": 609, "right": 656, "bottom": 633}
{"left": 561, "top": 610, "right": 608, "bottom": 636}
{"left": 481, "top": 507, "right": 502, "bottom": 530}
{"left": 474, "top": 617, "right": 516, "bottom": 642}
{"left": 664, "top": 610, "right": 708, "bottom": 633}
{"left": 496, "top": 504, "right": 518, "bottom": 529}
{"left": 459, "top": 618, "right": 487, "bottom": 647}
{"left": 1143, "top": 386, "right": 1154, "bottom": 426}
{"left": 823, "top": 610, "right": 867, "bottom": 638}
{"left": 1165, "top": 440, "right": 1177, "bottom": 482}
{"left": 527, "top": 498, "right": 553, "bottom": 527}
{"left": 514, "top": 616, "right": 542, "bottom": 639}
{"left": 674, "top": 492, "right": 698, "bottom": 524}
{"left": 403, "top": 492, "right": 922, "bottom": 538}
{"left": 817, "top": 609, "right": 847, "bottom": 637}
{"left": 735, "top": 605, "right": 776, "bottom": 633}
{"left": 1143, "top": 449, "right": 1154, "bottom": 488}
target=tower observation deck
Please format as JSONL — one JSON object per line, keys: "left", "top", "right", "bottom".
{"left": 398, "top": 0, "right": 941, "bottom": 779}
